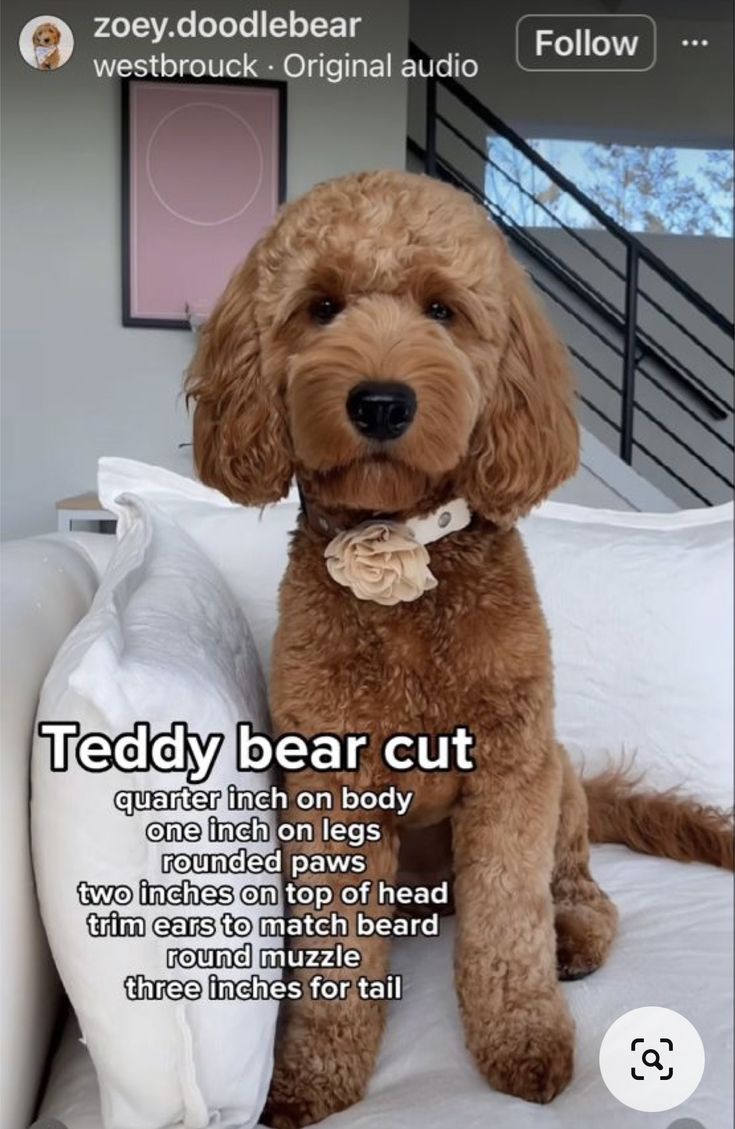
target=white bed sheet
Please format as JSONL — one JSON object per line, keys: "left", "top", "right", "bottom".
{"left": 39, "top": 846, "right": 733, "bottom": 1129}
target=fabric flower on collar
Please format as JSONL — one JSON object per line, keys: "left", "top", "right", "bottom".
{"left": 325, "top": 521, "right": 438, "bottom": 606}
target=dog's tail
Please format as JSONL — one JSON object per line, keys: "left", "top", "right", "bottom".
{"left": 584, "top": 768, "right": 734, "bottom": 870}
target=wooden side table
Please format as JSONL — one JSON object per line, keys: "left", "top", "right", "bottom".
{"left": 55, "top": 493, "right": 116, "bottom": 533}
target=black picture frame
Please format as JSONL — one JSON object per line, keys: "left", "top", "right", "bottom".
{"left": 121, "top": 76, "right": 287, "bottom": 329}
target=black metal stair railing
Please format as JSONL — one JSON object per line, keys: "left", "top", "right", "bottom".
{"left": 408, "top": 41, "right": 734, "bottom": 507}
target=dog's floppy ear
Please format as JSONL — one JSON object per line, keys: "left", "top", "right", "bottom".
{"left": 460, "top": 260, "right": 579, "bottom": 524}
{"left": 185, "top": 241, "right": 293, "bottom": 505}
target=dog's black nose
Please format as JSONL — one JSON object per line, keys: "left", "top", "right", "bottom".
{"left": 346, "top": 382, "right": 417, "bottom": 441}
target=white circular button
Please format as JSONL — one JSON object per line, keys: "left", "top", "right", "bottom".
{"left": 599, "top": 1006, "right": 705, "bottom": 1112}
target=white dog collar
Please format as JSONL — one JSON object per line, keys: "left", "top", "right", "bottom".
{"left": 35, "top": 45, "right": 56, "bottom": 62}
{"left": 403, "top": 497, "right": 472, "bottom": 545}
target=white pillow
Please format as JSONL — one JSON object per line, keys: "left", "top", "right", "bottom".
{"left": 99, "top": 460, "right": 732, "bottom": 806}
{"left": 32, "top": 496, "right": 281, "bottom": 1129}
{"left": 520, "top": 501, "right": 733, "bottom": 807}
{"left": 98, "top": 458, "right": 299, "bottom": 676}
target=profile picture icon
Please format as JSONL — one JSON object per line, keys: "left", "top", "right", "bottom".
{"left": 19, "top": 15, "right": 74, "bottom": 71}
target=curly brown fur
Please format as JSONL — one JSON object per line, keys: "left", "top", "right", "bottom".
{"left": 186, "top": 171, "right": 732, "bottom": 1127}
{"left": 585, "top": 768, "right": 734, "bottom": 870}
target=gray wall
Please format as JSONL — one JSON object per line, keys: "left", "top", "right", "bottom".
{"left": 553, "top": 428, "right": 678, "bottom": 512}
{"left": 1, "top": 0, "right": 409, "bottom": 539}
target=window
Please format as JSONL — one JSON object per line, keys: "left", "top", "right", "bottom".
{"left": 485, "top": 139, "right": 734, "bottom": 236}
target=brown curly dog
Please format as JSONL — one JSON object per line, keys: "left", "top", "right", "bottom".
{"left": 186, "top": 170, "right": 733, "bottom": 1127}
{"left": 32, "top": 22, "right": 62, "bottom": 69}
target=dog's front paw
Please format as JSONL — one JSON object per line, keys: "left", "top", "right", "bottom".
{"left": 263, "top": 1047, "right": 369, "bottom": 1128}
{"left": 263, "top": 1096, "right": 326, "bottom": 1129}
{"left": 261, "top": 1097, "right": 307, "bottom": 1129}
{"left": 263, "top": 1086, "right": 351, "bottom": 1129}
{"left": 471, "top": 997, "right": 575, "bottom": 1104}
{"left": 263, "top": 1085, "right": 363, "bottom": 1128}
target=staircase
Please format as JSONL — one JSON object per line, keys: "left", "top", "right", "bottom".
{"left": 407, "top": 42, "right": 734, "bottom": 508}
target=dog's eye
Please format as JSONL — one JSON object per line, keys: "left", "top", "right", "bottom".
{"left": 425, "top": 301, "right": 453, "bottom": 322}
{"left": 310, "top": 297, "right": 343, "bottom": 325}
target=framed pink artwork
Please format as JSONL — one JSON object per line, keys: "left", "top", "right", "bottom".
{"left": 122, "top": 78, "right": 286, "bottom": 328}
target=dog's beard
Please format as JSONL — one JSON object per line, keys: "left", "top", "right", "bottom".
{"left": 301, "top": 456, "right": 439, "bottom": 514}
